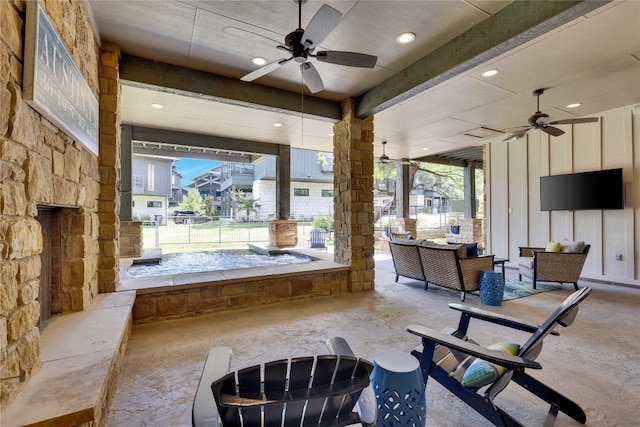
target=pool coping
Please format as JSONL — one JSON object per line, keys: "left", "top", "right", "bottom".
{"left": 117, "top": 247, "right": 347, "bottom": 295}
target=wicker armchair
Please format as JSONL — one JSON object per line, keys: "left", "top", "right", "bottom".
{"left": 518, "top": 244, "right": 590, "bottom": 290}
{"left": 417, "top": 245, "right": 494, "bottom": 301}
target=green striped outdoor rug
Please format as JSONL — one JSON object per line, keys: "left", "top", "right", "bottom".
{"left": 501, "top": 279, "right": 558, "bottom": 300}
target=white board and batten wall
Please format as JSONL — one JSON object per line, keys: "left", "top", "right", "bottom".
{"left": 485, "top": 104, "right": 639, "bottom": 287}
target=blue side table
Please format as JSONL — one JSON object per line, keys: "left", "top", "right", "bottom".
{"left": 371, "top": 350, "right": 426, "bottom": 427}
{"left": 480, "top": 270, "right": 505, "bottom": 306}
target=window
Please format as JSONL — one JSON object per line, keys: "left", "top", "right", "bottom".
{"left": 321, "top": 189, "right": 333, "bottom": 197}
{"left": 132, "top": 175, "right": 144, "bottom": 193}
{"left": 147, "top": 164, "right": 155, "bottom": 191}
{"left": 147, "top": 201, "right": 162, "bottom": 208}
{"left": 294, "top": 188, "right": 309, "bottom": 196}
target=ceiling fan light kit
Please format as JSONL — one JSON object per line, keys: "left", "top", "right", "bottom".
{"left": 379, "top": 140, "right": 391, "bottom": 164}
{"left": 503, "top": 88, "right": 599, "bottom": 142}
{"left": 236, "top": 0, "right": 377, "bottom": 93}
{"left": 379, "top": 141, "right": 412, "bottom": 165}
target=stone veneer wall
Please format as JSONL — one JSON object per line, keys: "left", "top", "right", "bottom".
{"left": 333, "top": 100, "right": 375, "bottom": 291}
{"left": 445, "top": 218, "right": 484, "bottom": 245}
{"left": 132, "top": 269, "right": 349, "bottom": 323}
{"left": 0, "top": 0, "right": 116, "bottom": 408}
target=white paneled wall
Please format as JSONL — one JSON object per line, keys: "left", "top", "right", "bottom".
{"left": 486, "top": 104, "right": 640, "bottom": 287}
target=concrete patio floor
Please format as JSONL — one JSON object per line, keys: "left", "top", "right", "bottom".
{"left": 106, "top": 253, "right": 640, "bottom": 426}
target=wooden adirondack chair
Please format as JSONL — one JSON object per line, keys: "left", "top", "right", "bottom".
{"left": 193, "top": 348, "right": 374, "bottom": 427}
{"left": 407, "top": 287, "right": 591, "bottom": 427}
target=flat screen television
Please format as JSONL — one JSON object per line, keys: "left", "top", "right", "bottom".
{"left": 540, "top": 168, "right": 624, "bottom": 211}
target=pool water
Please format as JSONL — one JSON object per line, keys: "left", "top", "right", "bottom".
{"left": 122, "top": 249, "right": 313, "bottom": 278}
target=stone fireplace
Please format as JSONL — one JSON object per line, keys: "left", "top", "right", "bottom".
{"left": 35, "top": 207, "right": 62, "bottom": 329}
{"left": 1, "top": 0, "right": 122, "bottom": 411}
{"left": 35, "top": 207, "right": 91, "bottom": 329}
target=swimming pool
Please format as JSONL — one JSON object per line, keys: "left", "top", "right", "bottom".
{"left": 122, "top": 249, "right": 313, "bottom": 278}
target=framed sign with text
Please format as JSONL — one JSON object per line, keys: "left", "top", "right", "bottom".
{"left": 23, "top": 1, "right": 99, "bottom": 155}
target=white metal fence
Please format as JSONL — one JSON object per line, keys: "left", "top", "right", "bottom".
{"left": 142, "top": 219, "right": 321, "bottom": 248}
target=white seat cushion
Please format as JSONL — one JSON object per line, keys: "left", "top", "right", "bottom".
{"left": 518, "top": 257, "right": 534, "bottom": 268}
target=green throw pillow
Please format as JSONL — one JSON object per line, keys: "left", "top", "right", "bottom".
{"left": 461, "top": 342, "right": 520, "bottom": 388}
{"left": 545, "top": 241, "right": 561, "bottom": 252}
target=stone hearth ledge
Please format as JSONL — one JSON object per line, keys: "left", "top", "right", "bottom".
{"left": 2, "top": 291, "right": 135, "bottom": 427}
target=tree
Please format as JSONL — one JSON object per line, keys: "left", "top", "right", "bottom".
{"left": 373, "top": 160, "right": 467, "bottom": 212}
{"left": 229, "top": 189, "right": 261, "bottom": 220}
{"left": 410, "top": 163, "right": 464, "bottom": 200}
{"left": 178, "top": 189, "right": 205, "bottom": 213}
{"left": 316, "top": 151, "right": 333, "bottom": 167}
{"left": 203, "top": 195, "right": 218, "bottom": 217}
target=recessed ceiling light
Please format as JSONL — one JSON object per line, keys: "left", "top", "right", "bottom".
{"left": 396, "top": 32, "right": 416, "bottom": 44}
{"left": 481, "top": 69, "right": 499, "bottom": 77}
{"left": 566, "top": 103, "right": 582, "bottom": 108}
{"left": 422, "top": 147, "right": 429, "bottom": 151}
{"left": 252, "top": 57, "right": 267, "bottom": 66}
{"left": 329, "top": 133, "right": 334, "bottom": 137}
{"left": 151, "top": 103, "right": 164, "bottom": 109}
{"left": 273, "top": 122, "right": 282, "bottom": 127}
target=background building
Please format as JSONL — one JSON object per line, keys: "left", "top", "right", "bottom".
{"left": 131, "top": 154, "right": 175, "bottom": 224}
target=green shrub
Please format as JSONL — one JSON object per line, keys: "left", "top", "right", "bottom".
{"left": 313, "top": 215, "right": 334, "bottom": 232}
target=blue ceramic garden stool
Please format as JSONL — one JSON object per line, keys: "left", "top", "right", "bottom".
{"left": 480, "top": 270, "right": 505, "bottom": 306}
{"left": 371, "top": 350, "right": 426, "bottom": 427}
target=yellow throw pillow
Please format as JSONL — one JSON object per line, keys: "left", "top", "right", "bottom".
{"left": 545, "top": 241, "right": 561, "bottom": 252}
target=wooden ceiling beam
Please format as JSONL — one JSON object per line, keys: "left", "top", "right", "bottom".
{"left": 120, "top": 55, "right": 342, "bottom": 122}
{"left": 131, "top": 126, "right": 280, "bottom": 158}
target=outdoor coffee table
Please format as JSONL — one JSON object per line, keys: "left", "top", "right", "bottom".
{"left": 493, "top": 257, "right": 508, "bottom": 279}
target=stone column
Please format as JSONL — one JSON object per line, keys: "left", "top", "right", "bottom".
{"left": 97, "top": 44, "right": 121, "bottom": 293}
{"left": 119, "top": 221, "right": 143, "bottom": 258}
{"left": 394, "top": 218, "right": 417, "bottom": 239}
{"left": 268, "top": 220, "right": 298, "bottom": 247}
{"left": 276, "top": 144, "right": 291, "bottom": 220}
{"left": 333, "top": 99, "right": 375, "bottom": 292}
{"left": 395, "top": 162, "right": 411, "bottom": 218}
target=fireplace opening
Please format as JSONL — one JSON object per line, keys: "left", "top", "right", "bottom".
{"left": 36, "top": 207, "right": 62, "bottom": 330}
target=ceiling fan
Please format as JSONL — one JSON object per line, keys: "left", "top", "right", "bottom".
{"left": 230, "top": 0, "right": 377, "bottom": 93}
{"left": 379, "top": 141, "right": 413, "bottom": 165}
{"left": 503, "top": 88, "right": 599, "bottom": 141}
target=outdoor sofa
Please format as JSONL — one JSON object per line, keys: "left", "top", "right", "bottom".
{"left": 389, "top": 240, "right": 495, "bottom": 301}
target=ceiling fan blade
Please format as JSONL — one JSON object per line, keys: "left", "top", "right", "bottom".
{"left": 549, "top": 117, "right": 599, "bottom": 125}
{"left": 542, "top": 126, "right": 565, "bottom": 137}
{"left": 316, "top": 51, "right": 377, "bottom": 68}
{"left": 503, "top": 129, "right": 529, "bottom": 142}
{"left": 222, "top": 26, "right": 282, "bottom": 48}
{"left": 503, "top": 125, "right": 531, "bottom": 131}
{"left": 300, "top": 62, "right": 324, "bottom": 93}
{"left": 241, "top": 58, "right": 290, "bottom": 82}
{"left": 302, "top": 4, "right": 342, "bottom": 49}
